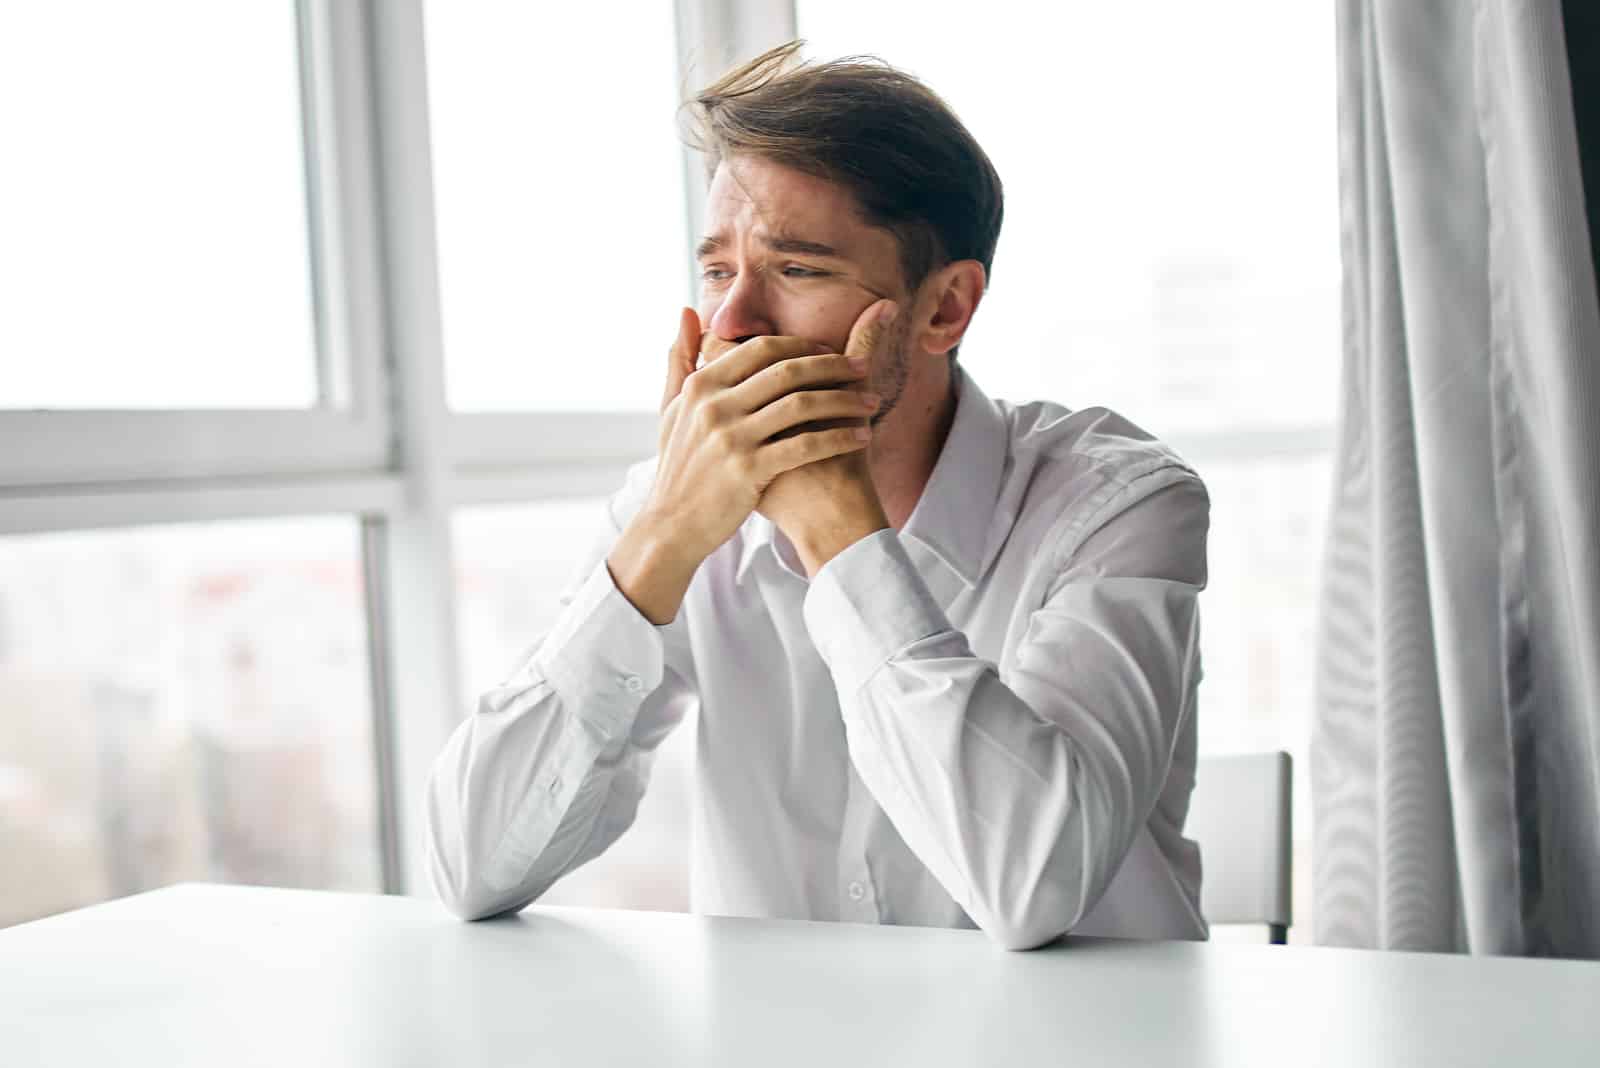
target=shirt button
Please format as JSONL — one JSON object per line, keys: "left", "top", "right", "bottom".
{"left": 847, "top": 881, "right": 866, "bottom": 902}
{"left": 621, "top": 674, "right": 644, "bottom": 694}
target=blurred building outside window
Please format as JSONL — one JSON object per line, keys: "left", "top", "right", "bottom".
{"left": 0, "top": 518, "right": 382, "bottom": 929}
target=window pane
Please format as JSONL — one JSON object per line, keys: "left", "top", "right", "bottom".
{"left": 454, "top": 500, "right": 690, "bottom": 911}
{"left": 797, "top": 1, "right": 1340, "bottom": 437}
{"left": 426, "top": 2, "right": 689, "bottom": 412}
{"left": 0, "top": 2, "right": 318, "bottom": 410}
{"left": 0, "top": 517, "right": 380, "bottom": 928}
{"left": 1196, "top": 448, "right": 1332, "bottom": 942}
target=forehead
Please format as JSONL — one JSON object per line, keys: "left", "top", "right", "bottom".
{"left": 704, "top": 156, "right": 868, "bottom": 248}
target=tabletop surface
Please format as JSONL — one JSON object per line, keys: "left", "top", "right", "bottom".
{"left": 3, "top": 884, "right": 1598, "bottom": 1067}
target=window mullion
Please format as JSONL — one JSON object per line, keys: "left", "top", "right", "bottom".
{"left": 359, "top": 0, "right": 463, "bottom": 898}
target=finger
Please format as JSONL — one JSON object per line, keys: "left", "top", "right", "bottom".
{"left": 699, "top": 332, "right": 737, "bottom": 368}
{"left": 727, "top": 352, "right": 869, "bottom": 412}
{"left": 844, "top": 298, "right": 900, "bottom": 366}
{"left": 755, "top": 424, "right": 872, "bottom": 480}
{"left": 744, "top": 388, "right": 880, "bottom": 443}
{"left": 695, "top": 335, "right": 834, "bottom": 390}
{"left": 661, "top": 307, "right": 701, "bottom": 414}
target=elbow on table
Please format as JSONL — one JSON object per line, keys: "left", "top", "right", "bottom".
{"left": 427, "top": 840, "right": 527, "bottom": 922}
{"left": 981, "top": 910, "right": 1074, "bottom": 952}
{"left": 437, "top": 884, "right": 504, "bottom": 923}
{"left": 432, "top": 871, "right": 533, "bottom": 923}
{"left": 970, "top": 869, "right": 1087, "bottom": 950}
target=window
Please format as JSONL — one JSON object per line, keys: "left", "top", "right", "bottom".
{"left": 424, "top": 0, "right": 691, "bottom": 413}
{"left": 1, "top": 2, "right": 319, "bottom": 411}
{"left": 0, "top": 517, "right": 381, "bottom": 928}
{"left": 4, "top": 0, "right": 1339, "bottom": 941}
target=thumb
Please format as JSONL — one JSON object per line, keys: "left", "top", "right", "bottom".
{"left": 661, "top": 307, "right": 701, "bottom": 414}
{"left": 844, "top": 298, "right": 899, "bottom": 366}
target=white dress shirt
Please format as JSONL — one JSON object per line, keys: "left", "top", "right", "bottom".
{"left": 426, "top": 367, "right": 1210, "bottom": 949}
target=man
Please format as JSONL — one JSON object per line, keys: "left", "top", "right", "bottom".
{"left": 425, "top": 43, "right": 1209, "bottom": 950}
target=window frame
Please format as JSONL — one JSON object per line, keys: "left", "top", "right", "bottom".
{"left": 0, "top": 0, "right": 391, "bottom": 489}
{"left": 2, "top": 0, "right": 1336, "bottom": 911}
{"left": 3, "top": 0, "right": 802, "bottom": 903}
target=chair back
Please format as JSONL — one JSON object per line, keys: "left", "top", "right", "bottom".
{"left": 1190, "top": 751, "right": 1292, "bottom": 942}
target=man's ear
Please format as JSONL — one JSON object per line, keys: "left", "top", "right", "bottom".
{"left": 916, "top": 260, "right": 987, "bottom": 356}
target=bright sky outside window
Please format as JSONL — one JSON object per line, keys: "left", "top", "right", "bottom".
{"left": 425, "top": 1, "right": 689, "bottom": 413}
{"left": 1, "top": 2, "right": 318, "bottom": 410}
{"left": 798, "top": 0, "right": 1341, "bottom": 438}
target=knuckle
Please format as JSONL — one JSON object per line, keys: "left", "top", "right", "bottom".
{"left": 695, "top": 404, "right": 725, "bottom": 435}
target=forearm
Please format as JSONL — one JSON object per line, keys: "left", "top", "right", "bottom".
{"left": 427, "top": 545, "right": 689, "bottom": 920}
{"left": 838, "top": 637, "right": 1135, "bottom": 949}
{"left": 426, "top": 677, "right": 634, "bottom": 920}
{"left": 803, "top": 531, "right": 1197, "bottom": 949}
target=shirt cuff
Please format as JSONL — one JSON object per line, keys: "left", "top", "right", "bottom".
{"left": 532, "top": 556, "right": 666, "bottom": 739}
{"left": 802, "top": 528, "right": 951, "bottom": 695}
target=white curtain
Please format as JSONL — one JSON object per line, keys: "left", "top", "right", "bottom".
{"left": 1314, "top": 0, "right": 1600, "bottom": 957}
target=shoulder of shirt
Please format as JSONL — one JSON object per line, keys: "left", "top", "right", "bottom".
{"left": 999, "top": 397, "right": 1207, "bottom": 558}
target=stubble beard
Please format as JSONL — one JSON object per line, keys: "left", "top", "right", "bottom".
{"left": 867, "top": 313, "right": 914, "bottom": 428}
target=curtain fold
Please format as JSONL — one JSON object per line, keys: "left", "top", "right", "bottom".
{"left": 1314, "top": 0, "right": 1600, "bottom": 958}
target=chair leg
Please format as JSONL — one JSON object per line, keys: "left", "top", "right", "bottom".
{"left": 1268, "top": 924, "right": 1288, "bottom": 945}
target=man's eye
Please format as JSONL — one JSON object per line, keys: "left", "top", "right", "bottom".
{"left": 781, "top": 266, "right": 828, "bottom": 279}
{"left": 701, "top": 267, "right": 732, "bottom": 283}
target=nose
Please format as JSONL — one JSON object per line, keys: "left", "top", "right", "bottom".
{"left": 706, "top": 269, "right": 777, "bottom": 342}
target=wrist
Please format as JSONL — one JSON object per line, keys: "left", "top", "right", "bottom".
{"left": 608, "top": 512, "right": 703, "bottom": 624}
{"left": 789, "top": 491, "right": 889, "bottom": 577}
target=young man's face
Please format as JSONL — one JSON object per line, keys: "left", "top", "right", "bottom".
{"left": 696, "top": 156, "right": 918, "bottom": 415}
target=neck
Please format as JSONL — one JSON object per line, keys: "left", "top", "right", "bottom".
{"left": 867, "top": 357, "right": 959, "bottom": 530}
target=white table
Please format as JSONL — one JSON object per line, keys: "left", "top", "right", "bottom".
{"left": 3, "top": 884, "right": 1596, "bottom": 1066}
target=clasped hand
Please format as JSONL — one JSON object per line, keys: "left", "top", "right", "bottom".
{"left": 607, "top": 300, "right": 897, "bottom": 623}
{"left": 646, "top": 299, "right": 898, "bottom": 575}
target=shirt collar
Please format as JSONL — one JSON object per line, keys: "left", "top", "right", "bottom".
{"left": 735, "top": 366, "right": 1010, "bottom": 589}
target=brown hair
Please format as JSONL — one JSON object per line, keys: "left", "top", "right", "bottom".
{"left": 683, "top": 41, "right": 1004, "bottom": 297}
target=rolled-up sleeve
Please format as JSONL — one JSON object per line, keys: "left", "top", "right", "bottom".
{"left": 803, "top": 472, "right": 1207, "bottom": 950}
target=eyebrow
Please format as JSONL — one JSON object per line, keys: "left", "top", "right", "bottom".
{"left": 696, "top": 233, "right": 846, "bottom": 260}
